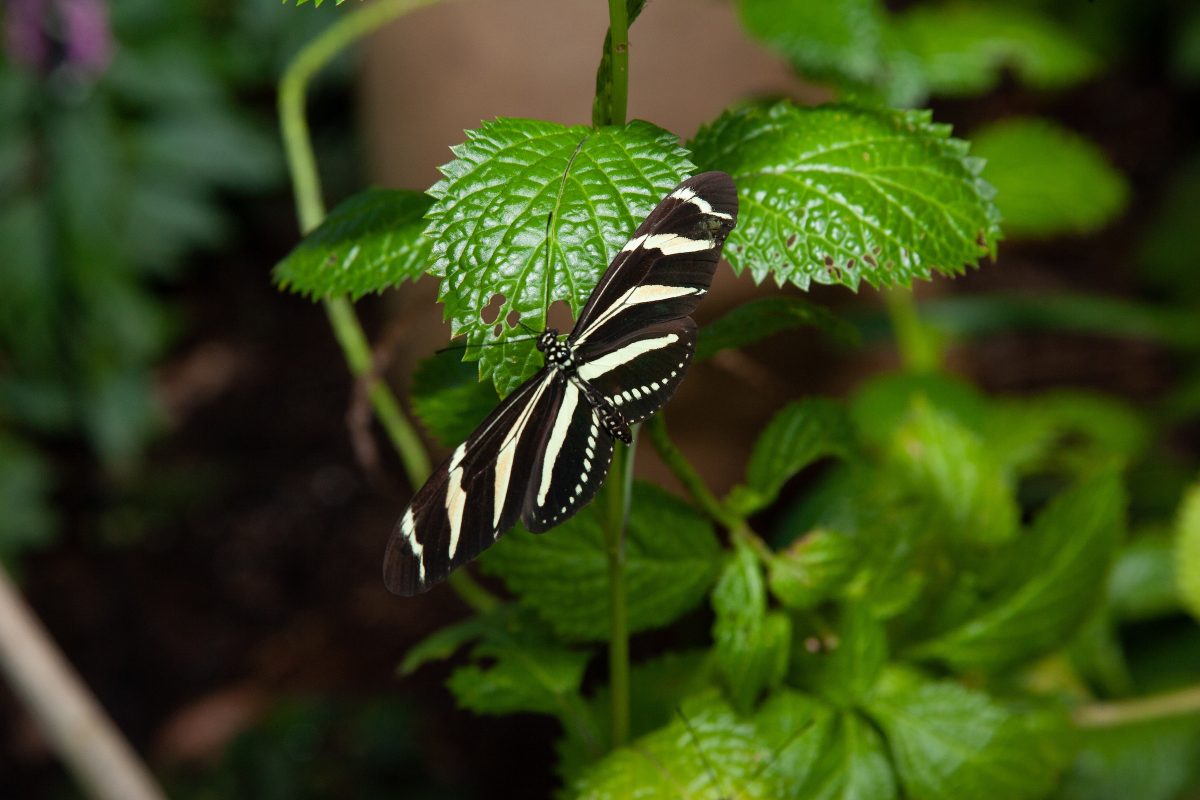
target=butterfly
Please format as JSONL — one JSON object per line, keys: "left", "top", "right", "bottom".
{"left": 384, "top": 171, "right": 738, "bottom": 595}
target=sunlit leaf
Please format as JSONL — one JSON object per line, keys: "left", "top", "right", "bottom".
{"left": 1175, "top": 480, "right": 1200, "bottom": 622}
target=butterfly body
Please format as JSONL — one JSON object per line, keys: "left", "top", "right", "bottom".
{"left": 385, "top": 172, "right": 738, "bottom": 596}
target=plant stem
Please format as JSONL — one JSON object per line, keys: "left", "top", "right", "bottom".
{"left": 603, "top": 431, "right": 636, "bottom": 749}
{"left": 278, "top": 0, "right": 438, "bottom": 490}
{"left": 1074, "top": 683, "right": 1200, "bottom": 729}
{"left": 645, "top": 415, "right": 738, "bottom": 529}
{"left": 884, "top": 288, "right": 941, "bottom": 372}
{"left": 606, "top": 0, "right": 630, "bottom": 126}
{"left": 0, "top": 567, "right": 166, "bottom": 800}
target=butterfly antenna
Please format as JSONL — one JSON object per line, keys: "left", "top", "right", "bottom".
{"left": 434, "top": 333, "right": 539, "bottom": 356}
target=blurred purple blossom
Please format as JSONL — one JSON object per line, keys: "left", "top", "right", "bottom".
{"left": 4, "top": 0, "right": 113, "bottom": 78}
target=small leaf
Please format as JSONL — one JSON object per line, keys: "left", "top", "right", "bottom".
{"left": 971, "top": 118, "right": 1128, "bottom": 238}
{"left": 409, "top": 350, "right": 500, "bottom": 447}
{"left": 690, "top": 101, "right": 999, "bottom": 291}
{"left": 737, "top": 0, "right": 890, "bottom": 86}
{"left": 713, "top": 540, "right": 791, "bottom": 711}
{"left": 1175, "top": 480, "right": 1200, "bottom": 622}
{"left": 398, "top": 608, "right": 510, "bottom": 676}
{"left": 794, "top": 603, "right": 888, "bottom": 708}
{"left": 697, "top": 296, "right": 859, "bottom": 362}
{"left": 893, "top": 3, "right": 1099, "bottom": 98}
{"left": 850, "top": 371, "right": 987, "bottom": 446}
{"left": 1108, "top": 534, "right": 1179, "bottom": 622}
{"left": 910, "top": 467, "right": 1126, "bottom": 670}
{"left": 1141, "top": 154, "right": 1200, "bottom": 303}
{"left": 481, "top": 482, "right": 721, "bottom": 641}
{"left": 728, "top": 398, "right": 856, "bottom": 515}
{"left": 868, "top": 668, "right": 1070, "bottom": 800}
{"left": 425, "top": 118, "right": 692, "bottom": 395}
{"left": 888, "top": 399, "right": 1018, "bottom": 546}
{"left": 768, "top": 528, "right": 861, "bottom": 610}
{"left": 273, "top": 188, "right": 433, "bottom": 300}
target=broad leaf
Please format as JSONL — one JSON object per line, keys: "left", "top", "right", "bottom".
{"left": 1176, "top": 480, "right": 1200, "bottom": 622}
{"left": 728, "top": 398, "right": 856, "bottom": 515}
{"left": 971, "top": 118, "right": 1128, "bottom": 238}
{"left": 850, "top": 371, "right": 987, "bottom": 446}
{"left": 868, "top": 669, "right": 1069, "bottom": 800}
{"left": 893, "top": 3, "right": 1099, "bottom": 98}
{"left": 737, "top": 0, "right": 890, "bottom": 86}
{"left": 425, "top": 118, "right": 692, "bottom": 395}
{"left": 273, "top": 188, "right": 432, "bottom": 300}
{"left": 713, "top": 539, "right": 791, "bottom": 711}
{"left": 696, "top": 295, "right": 859, "bottom": 362}
{"left": 409, "top": 349, "right": 500, "bottom": 447}
{"left": 910, "top": 467, "right": 1125, "bottom": 670}
{"left": 767, "top": 700, "right": 898, "bottom": 800}
{"left": 794, "top": 603, "right": 888, "bottom": 709}
{"left": 1108, "top": 534, "right": 1179, "bottom": 622}
{"left": 1057, "top": 716, "right": 1200, "bottom": 800}
{"left": 481, "top": 482, "right": 720, "bottom": 641}
{"left": 768, "top": 528, "right": 860, "bottom": 611}
{"left": 887, "top": 399, "right": 1018, "bottom": 546}
{"left": 690, "top": 102, "right": 999, "bottom": 291}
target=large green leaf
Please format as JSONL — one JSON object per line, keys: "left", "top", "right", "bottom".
{"left": 425, "top": 118, "right": 692, "bottom": 395}
{"left": 273, "top": 188, "right": 433, "bottom": 300}
{"left": 768, "top": 528, "right": 861, "bottom": 611}
{"left": 696, "top": 295, "right": 859, "bottom": 362}
{"left": 1176, "top": 480, "right": 1200, "bottom": 622}
{"left": 910, "top": 467, "right": 1125, "bottom": 670}
{"left": 1057, "top": 716, "right": 1200, "bottom": 800}
{"left": 728, "top": 398, "right": 856, "bottom": 515}
{"left": 690, "top": 102, "right": 999, "bottom": 291}
{"left": 971, "top": 118, "right": 1128, "bottom": 239}
{"left": 893, "top": 3, "right": 1099, "bottom": 99}
{"left": 481, "top": 482, "right": 720, "bottom": 641}
{"left": 887, "top": 399, "right": 1018, "bottom": 546}
{"left": 713, "top": 540, "right": 791, "bottom": 711}
{"left": 868, "top": 669, "right": 1069, "bottom": 800}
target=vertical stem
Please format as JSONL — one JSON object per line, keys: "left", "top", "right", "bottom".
{"left": 606, "top": 0, "right": 630, "bottom": 126}
{"left": 278, "top": 0, "right": 438, "bottom": 489}
{"left": 603, "top": 431, "right": 636, "bottom": 749}
{"left": 885, "top": 288, "right": 941, "bottom": 372}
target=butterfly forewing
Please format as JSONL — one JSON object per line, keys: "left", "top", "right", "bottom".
{"left": 384, "top": 171, "right": 737, "bottom": 595}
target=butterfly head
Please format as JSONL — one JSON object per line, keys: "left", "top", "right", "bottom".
{"left": 537, "top": 328, "right": 575, "bottom": 369}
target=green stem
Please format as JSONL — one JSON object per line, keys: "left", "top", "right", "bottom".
{"left": 606, "top": 0, "right": 630, "bottom": 126}
{"left": 645, "top": 416, "right": 737, "bottom": 529}
{"left": 885, "top": 289, "right": 940, "bottom": 373}
{"left": 1074, "top": 683, "right": 1200, "bottom": 729}
{"left": 278, "top": 0, "right": 439, "bottom": 490}
{"left": 603, "top": 431, "right": 636, "bottom": 749}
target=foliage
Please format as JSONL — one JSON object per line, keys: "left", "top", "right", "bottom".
{"left": 263, "top": 0, "right": 1200, "bottom": 798}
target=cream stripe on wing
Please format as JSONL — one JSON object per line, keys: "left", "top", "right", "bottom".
{"left": 536, "top": 381, "right": 580, "bottom": 507}
{"left": 491, "top": 373, "right": 556, "bottom": 530}
{"left": 671, "top": 185, "right": 734, "bottom": 220}
{"left": 575, "top": 334, "right": 679, "bottom": 380}
{"left": 445, "top": 442, "right": 468, "bottom": 560}
{"left": 400, "top": 507, "right": 423, "bottom": 583}
{"left": 575, "top": 282, "right": 700, "bottom": 345}
{"left": 641, "top": 233, "right": 713, "bottom": 256}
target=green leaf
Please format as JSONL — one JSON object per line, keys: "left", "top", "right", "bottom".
{"left": 574, "top": 694, "right": 786, "bottom": 800}
{"left": 910, "top": 467, "right": 1125, "bottom": 670}
{"left": 893, "top": 3, "right": 1099, "bottom": 98}
{"left": 1057, "top": 716, "right": 1200, "bottom": 800}
{"left": 696, "top": 295, "right": 859, "bottom": 362}
{"left": 737, "top": 0, "right": 890, "bottom": 86}
{"left": 713, "top": 540, "right": 791, "bottom": 711}
{"left": 850, "top": 371, "right": 987, "bottom": 446}
{"left": 273, "top": 188, "right": 433, "bottom": 301}
{"left": 868, "top": 669, "right": 1069, "bottom": 800}
{"left": 1141, "top": 154, "right": 1200, "bottom": 303}
{"left": 446, "top": 624, "right": 594, "bottom": 720}
{"left": 728, "top": 398, "right": 856, "bottom": 515}
{"left": 768, "top": 528, "right": 861, "bottom": 611}
{"left": 1175, "top": 480, "right": 1200, "bottom": 622}
{"left": 425, "top": 119, "right": 692, "bottom": 395}
{"left": 1108, "top": 534, "right": 1179, "bottom": 622}
{"left": 482, "top": 482, "right": 720, "bottom": 641}
{"left": 398, "top": 608, "right": 510, "bottom": 676}
{"left": 971, "top": 118, "right": 1128, "bottom": 238}
{"left": 794, "top": 604, "right": 888, "bottom": 708}
{"left": 0, "top": 432, "right": 56, "bottom": 562}
{"left": 887, "top": 398, "right": 1018, "bottom": 546}
{"left": 690, "top": 102, "right": 999, "bottom": 292}
{"left": 409, "top": 350, "right": 500, "bottom": 447}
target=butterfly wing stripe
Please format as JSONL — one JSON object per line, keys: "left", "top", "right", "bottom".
{"left": 574, "top": 283, "right": 702, "bottom": 346}
{"left": 576, "top": 333, "right": 680, "bottom": 381}
{"left": 641, "top": 233, "right": 715, "bottom": 256}
{"left": 490, "top": 371, "right": 558, "bottom": 528}
{"left": 536, "top": 380, "right": 581, "bottom": 507}
{"left": 670, "top": 184, "right": 734, "bottom": 220}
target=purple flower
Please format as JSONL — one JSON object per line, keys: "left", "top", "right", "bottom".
{"left": 4, "top": 0, "right": 112, "bottom": 79}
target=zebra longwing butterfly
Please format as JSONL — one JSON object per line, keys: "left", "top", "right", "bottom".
{"left": 384, "top": 171, "right": 738, "bottom": 596}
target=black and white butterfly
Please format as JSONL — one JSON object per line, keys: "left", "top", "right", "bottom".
{"left": 384, "top": 171, "right": 738, "bottom": 595}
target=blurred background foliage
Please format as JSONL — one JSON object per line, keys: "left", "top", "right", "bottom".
{"left": 1, "top": 0, "right": 1199, "bottom": 796}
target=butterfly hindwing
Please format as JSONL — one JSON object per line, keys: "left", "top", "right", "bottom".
{"left": 575, "top": 318, "right": 697, "bottom": 426}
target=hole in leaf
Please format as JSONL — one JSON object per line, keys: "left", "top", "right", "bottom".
{"left": 494, "top": 323, "right": 503, "bottom": 338}
{"left": 822, "top": 255, "right": 834, "bottom": 267}
{"left": 546, "top": 300, "right": 575, "bottom": 333}
{"left": 786, "top": 234, "right": 797, "bottom": 248}
{"left": 505, "top": 309, "right": 521, "bottom": 330}
{"left": 480, "top": 293, "right": 505, "bottom": 324}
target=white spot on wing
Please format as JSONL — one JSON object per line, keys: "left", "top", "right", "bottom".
{"left": 401, "top": 508, "right": 424, "bottom": 583}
